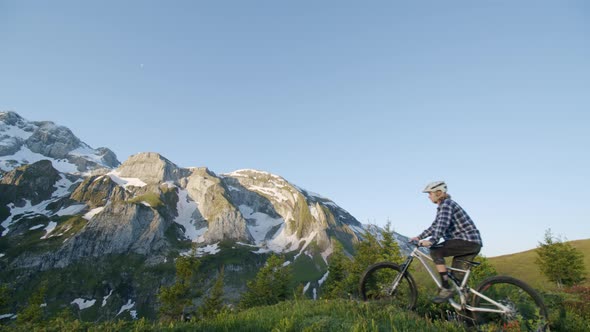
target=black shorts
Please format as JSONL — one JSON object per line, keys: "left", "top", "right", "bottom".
{"left": 429, "top": 239, "right": 481, "bottom": 266}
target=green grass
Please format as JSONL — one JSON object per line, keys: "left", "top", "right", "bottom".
{"left": 0, "top": 299, "right": 468, "bottom": 332}
{"left": 127, "top": 193, "right": 164, "bottom": 208}
{"left": 489, "top": 239, "right": 590, "bottom": 290}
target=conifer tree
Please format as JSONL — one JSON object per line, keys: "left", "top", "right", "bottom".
{"left": 17, "top": 281, "right": 47, "bottom": 326}
{"left": 321, "top": 241, "right": 351, "bottom": 299}
{"left": 200, "top": 266, "right": 225, "bottom": 318}
{"left": 379, "top": 221, "right": 404, "bottom": 264}
{"left": 239, "top": 255, "right": 292, "bottom": 309}
{"left": 343, "top": 225, "right": 403, "bottom": 296}
{"left": 468, "top": 255, "right": 497, "bottom": 286}
{"left": 158, "top": 252, "right": 201, "bottom": 321}
{"left": 535, "top": 229, "right": 586, "bottom": 288}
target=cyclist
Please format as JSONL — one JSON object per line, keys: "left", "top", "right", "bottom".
{"left": 410, "top": 181, "right": 482, "bottom": 303}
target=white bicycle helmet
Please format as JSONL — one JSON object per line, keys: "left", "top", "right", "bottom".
{"left": 422, "top": 181, "right": 447, "bottom": 193}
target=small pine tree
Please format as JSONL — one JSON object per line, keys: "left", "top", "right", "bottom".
{"left": 321, "top": 241, "right": 351, "bottom": 299}
{"left": 17, "top": 281, "right": 47, "bottom": 326}
{"left": 158, "top": 253, "right": 201, "bottom": 321}
{"left": 323, "top": 224, "right": 404, "bottom": 299}
{"left": 239, "top": 254, "right": 292, "bottom": 309}
{"left": 293, "top": 283, "right": 307, "bottom": 301}
{"left": 468, "top": 255, "right": 497, "bottom": 286}
{"left": 379, "top": 221, "right": 404, "bottom": 264}
{"left": 199, "top": 266, "right": 225, "bottom": 318}
{"left": 535, "top": 229, "right": 586, "bottom": 288}
{"left": 343, "top": 225, "right": 403, "bottom": 297}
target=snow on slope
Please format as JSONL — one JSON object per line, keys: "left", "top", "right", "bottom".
{"left": 0, "top": 146, "right": 78, "bottom": 173}
{"left": 239, "top": 205, "right": 283, "bottom": 244}
{"left": 174, "top": 188, "right": 206, "bottom": 241}
{"left": 0, "top": 111, "right": 118, "bottom": 173}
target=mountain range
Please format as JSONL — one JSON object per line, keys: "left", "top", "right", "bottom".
{"left": 0, "top": 111, "right": 407, "bottom": 321}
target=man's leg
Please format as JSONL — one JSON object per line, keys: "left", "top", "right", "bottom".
{"left": 429, "top": 245, "right": 454, "bottom": 303}
{"left": 451, "top": 250, "right": 480, "bottom": 282}
{"left": 429, "top": 240, "right": 481, "bottom": 303}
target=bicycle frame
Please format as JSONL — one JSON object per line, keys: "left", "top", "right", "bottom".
{"left": 398, "top": 246, "right": 513, "bottom": 315}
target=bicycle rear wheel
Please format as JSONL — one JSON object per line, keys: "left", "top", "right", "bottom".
{"left": 471, "top": 276, "right": 548, "bottom": 331}
{"left": 359, "top": 262, "right": 417, "bottom": 310}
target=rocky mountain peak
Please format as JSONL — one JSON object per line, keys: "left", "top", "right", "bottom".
{"left": 117, "top": 152, "right": 188, "bottom": 184}
{"left": 0, "top": 111, "right": 120, "bottom": 173}
{"left": 0, "top": 111, "right": 28, "bottom": 126}
{"left": 26, "top": 121, "right": 81, "bottom": 159}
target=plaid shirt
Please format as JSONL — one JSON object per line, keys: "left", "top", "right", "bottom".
{"left": 418, "top": 198, "right": 483, "bottom": 246}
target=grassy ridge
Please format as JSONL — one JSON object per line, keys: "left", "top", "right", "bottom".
{"left": 488, "top": 239, "right": 590, "bottom": 290}
{"left": 0, "top": 300, "right": 467, "bottom": 332}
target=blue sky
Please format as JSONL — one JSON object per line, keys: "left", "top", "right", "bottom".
{"left": 1, "top": 1, "right": 589, "bottom": 256}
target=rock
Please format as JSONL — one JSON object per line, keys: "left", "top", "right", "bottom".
{"left": 117, "top": 152, "right": 188, "bottom": 184}
{"left": 26, "top": 121, "right": 81, "bottom": 159}
{"left": 96, "top": 147, "right": 120, "bottom": 168}
{"left": 184, "top": 167, "right": 252, "bottom": 243}
{"left": 48, "top": 202, "right": 168, "bottom": 269}
{"left": 0, "top": 160, "right": 61, "bottom": 205}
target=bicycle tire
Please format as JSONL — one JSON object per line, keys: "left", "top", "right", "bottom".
{"left": 359, "top": 262, "right": 418, "bottom": 310}
{"left": 471, "top": 275, "right": 548, "bottom": 332}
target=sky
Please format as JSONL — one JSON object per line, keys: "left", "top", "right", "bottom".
{"left": 1, "top": 1, "right": 589, "bottom": 257}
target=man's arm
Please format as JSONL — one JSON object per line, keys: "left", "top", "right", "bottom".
{"left": 428, "top": 202, "right": 453, "bottom": 244}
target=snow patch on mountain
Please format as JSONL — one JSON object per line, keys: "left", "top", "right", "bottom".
{"left": 116, "top": 300, "right": 135, "bottom": 316}
{"left": 174, "top": 188, "right": 204, "bottom": 241}
{"left": 71, "top": 298, "right": 96, "bottom": 310}
{"left": 197, "top": 243, "right": 220, "bottom": 256}
{"left": 239, "top": 205, "right": 283, "bottom": 244}
{"left": 265, "top": 223, "right": 318, "bottom": 255}
{"left": 0, "top": 146, "right": 78, "bottom": 173}
{"left": 69, "top": 144, "right": 107, "bottom": 165}
{"left": 0, "top": 121, "right": 33, "bottom": 140}
{"left": 52, "top": 174, "right": 79, "bottom": 198}
{"left": 83, "top": 207, "right": 105, "bottom": 220}
{"left": 318, "top": 271, "right": 329, "bottom": 286}
{"left": 102, "top": 290, "right": 113, "bottom": 307}
{"left": 1, "top": 200, "right": 53, "bottom": 236}
{"left": 107, "top": 171, "right": 147, "bottom": 188}
{"left": 41, "top": 221, "right": 58, "bottom": 239}
{"left": 55, "top": 204, "right": 86, "bottom": 216}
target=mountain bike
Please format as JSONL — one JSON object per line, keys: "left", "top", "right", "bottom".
{"left": 359, "top": 241, "right": 548, "bottom": 331}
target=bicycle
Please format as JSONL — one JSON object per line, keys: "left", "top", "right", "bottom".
{"left": 359, "top": 241, "right": 549, "bottom": 331}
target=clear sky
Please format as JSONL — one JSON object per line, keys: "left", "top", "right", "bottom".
{"left": 1, "top": 1, "right": 589, "bottom": 257}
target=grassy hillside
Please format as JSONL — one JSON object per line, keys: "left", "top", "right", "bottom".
{"left": 0, "top": 300, "right": 468, "bottom": 332}
{"left": 488, "top": 239, "right": 590, "bottom": 290}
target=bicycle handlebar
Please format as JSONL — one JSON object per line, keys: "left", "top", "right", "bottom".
{"left": 408, "top": 240, "right": 420, "bottom": 247}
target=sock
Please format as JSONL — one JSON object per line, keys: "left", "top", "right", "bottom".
{"left": 439, "top": 272, "right": 450, "bottom": 289}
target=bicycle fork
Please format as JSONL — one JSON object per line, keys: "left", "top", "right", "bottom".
{"left": 388, "top": 256, "right": 414, "bottom": 295}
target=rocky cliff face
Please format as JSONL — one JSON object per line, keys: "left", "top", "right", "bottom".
{"left": 1, "top": 150, "right": 367, "bottom": 271}
{"left": 0, "top": 111, "right": 120, "bottom": 172}
{"left": 0, "top": 160, "right": 61, "bottom": 205}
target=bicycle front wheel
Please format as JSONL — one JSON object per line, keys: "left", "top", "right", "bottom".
{"left": 359, "top": 262, "right": 417, "bottom": 310}
{"left": 471, "top": 276, "right": 548, "bottom": 331}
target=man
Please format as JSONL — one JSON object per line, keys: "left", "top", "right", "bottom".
{"left": 410, "top": 181, "right": 483, "bottom": 303}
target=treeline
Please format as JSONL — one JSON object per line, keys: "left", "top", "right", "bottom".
{"left": 0, "top": 225, "right": 589, "bottom": 331}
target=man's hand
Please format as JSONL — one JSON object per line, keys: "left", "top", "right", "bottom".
{"left": 418, "top": 239, "right": 433, "bottom": 247}
{"left": 410, "top": 236, "right": 419, "bottom": 242}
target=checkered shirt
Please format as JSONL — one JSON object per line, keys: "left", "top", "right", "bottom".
{"left": 418, "top": 198, "right": 483, "bottom": 246}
